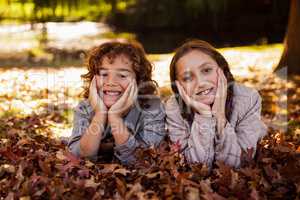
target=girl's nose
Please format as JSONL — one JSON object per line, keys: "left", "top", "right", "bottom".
{"left": 196, "top": 75, "right": 205, "bottom": 85}
{"left": 196, "top": 76, "right": 209, "bottom": 88}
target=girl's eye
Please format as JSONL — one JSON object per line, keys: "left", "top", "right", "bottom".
{"left": 201, "top": 67, "right": 212, "bottom": 74}
{"left": 182, "top": 75, "right": 192, "bottom": 82}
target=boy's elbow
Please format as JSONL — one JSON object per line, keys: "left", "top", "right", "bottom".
{"left": 79, "top": 144, "right": 98, "bottom": 159}
{"left": 69, "top": 141, "right": 98, "bottom": 161}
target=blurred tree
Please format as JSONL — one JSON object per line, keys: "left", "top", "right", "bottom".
{"left": 105, "top": 0, "right": 117, "bottom": 15}
{"left": 107, "top": 0, "right": 244, "bottom": 32}
{"left": 275, "top": 0, "right": 300, "bottom": 75}
{"left": 16, "top": 0, "right": 84, "bottom": 21}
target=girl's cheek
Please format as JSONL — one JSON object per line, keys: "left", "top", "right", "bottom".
{"left": 202, "top": 73, "right": 217, "bottom": 87}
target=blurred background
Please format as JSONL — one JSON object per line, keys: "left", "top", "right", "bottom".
{"left": 0, "top": 0, "right": 289, "bottom": 54}
{"left": 0, "top": 0, "right": 298, "bottom": 139}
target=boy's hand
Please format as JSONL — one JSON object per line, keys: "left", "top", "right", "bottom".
{"left": 108, "top": 80, "right": 138, "bottom": 122}
{"left": 89, "top": 76, "right": 107, "bottom": 120}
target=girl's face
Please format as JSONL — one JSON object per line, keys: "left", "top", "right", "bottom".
{"left": 96, "top": 54, "right": 136, "bottom": 108}
{"left": 176, "top": 50, "right": 219, "bottom": 105}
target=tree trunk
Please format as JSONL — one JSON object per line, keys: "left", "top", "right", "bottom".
{"left": 275, "top": 0, "right": 300, "bottom": 76}
{"left": 110, "top": 0, "right": 117, "bottom": 16}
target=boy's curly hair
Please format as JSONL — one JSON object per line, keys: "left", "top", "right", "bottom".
{"left": 81, "top": 41, "right": 158, "bottom": 107}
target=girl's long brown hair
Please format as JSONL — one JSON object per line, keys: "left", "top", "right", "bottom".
{"left": 81, "top": 41, "right": 157, "bottom": 107}
{"left": 169, "top": 39, "right": 235, "bottom": 122}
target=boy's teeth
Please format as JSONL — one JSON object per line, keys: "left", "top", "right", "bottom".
{"left": 105, "top": 91, "right": 120, "bottom": 96}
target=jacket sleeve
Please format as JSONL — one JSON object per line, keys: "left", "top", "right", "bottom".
{"left": 67, "top": 102, "right": 97, "bottom": 161}
{"left": 215, "top": 90, "right": 267, "bottom": 168}
{"left": 114, "top": 102, "right": 166, "bottom": 165}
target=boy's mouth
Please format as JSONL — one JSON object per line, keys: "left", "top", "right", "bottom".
{"left": 196, "top": 87, "right": 214, "bottom": 96}
{"left": 103, "top": 90, "right": 122, "bottom": 96}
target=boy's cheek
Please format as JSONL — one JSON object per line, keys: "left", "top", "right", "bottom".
{"left": 120, "top": 80, "right": 131, "bottom": 91}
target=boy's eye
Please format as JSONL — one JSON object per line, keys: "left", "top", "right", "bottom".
{"left": 118, "top": 72, "right": 130, "bottom": 79}
{"left": 99, "top": 70, "right": 108, "bottom": 77}
{"left": 119, "top": 74, "right": 128, "bottom": 78}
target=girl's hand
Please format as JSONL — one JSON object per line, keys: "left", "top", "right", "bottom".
{"left": 175, "top": 81, "right": 212, "bottom": 116}
{"left": 212, "top": 68, "right": 227, "bottom": 136}
{"left": 108, "top": 80, "right": 138, "bottom": 122}
{"left": 88, "top": 76, "right": 107, "bottom": 117}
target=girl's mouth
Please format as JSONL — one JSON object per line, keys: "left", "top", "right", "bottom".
{"left": 196, "top": 88, "right": 214, "bottom": 96}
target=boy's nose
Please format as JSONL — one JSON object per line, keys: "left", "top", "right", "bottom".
{"left": 106, "top": 74, "right": 117, "bottom": 86}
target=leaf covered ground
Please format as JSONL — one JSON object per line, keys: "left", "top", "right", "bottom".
{"left": 0, "top": 51, "right": 300, "bottom": 199}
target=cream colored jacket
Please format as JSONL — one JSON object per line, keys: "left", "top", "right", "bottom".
{"left": 165, "top": 83, "right": 267, "bottom": 168}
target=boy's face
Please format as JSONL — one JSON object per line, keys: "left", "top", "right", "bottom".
{"left": 95, "top": 54, "right": 136, "bottom": 108}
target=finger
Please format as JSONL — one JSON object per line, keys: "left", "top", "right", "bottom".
{"left": 114, "top": 81, "right": 133, "bottom": 107}
{"left": 214, "top": 69, "right": 227, "bottom": 116}
{"left": 176, "top": 81, "right": 187, "bottom": 103}
{"left": 218, "top": 69, "right": 224, "bottom": 98}
{"left": 89, "top": 77, "right": 98, "bottom": 99}
{"left": 131, "top": 80, "right": 138, "bottom": 102}
{"left": 121, "top": 81, "right": 136, "bottom": 111}
{"left": 221, "top": 69, "right": 227, "bottom": 83}
{"left": 89, "top": 77, "right": 101, "bottom": 110}
{"left": 95, "top": 75, "right": 102, "bottom": 93}
{"left": 216, "top": 68, "right": 227, "bottom": 98}
{"left": 189, "top": 100, "right": 210, "bottom": 111}
{"left": 213, "top": 69, "right": 220, "bottom": 98}
{"left": 176, "top": 81, "right": 190, "bottom": 104}
{"left": 212, "top": 69, "right": 220, "bottom": 113}
{"left": 219, "top": 71, "right": 225, "bottom": 99}
{"left": 89, "top": 77, "right": 96, "bottom": 92}
{"left": 95, "top": 75, "right": 99, "bottom": 88}
{"left": 126, "top": 81, "right": 137, "bottom": 108}
{"left": 124, "top": 81, "right": 134, "bottom": 100}
{"left": 122, "top": 81, "right": 133, "bottom": 99}
{"left": 127, "top": 81, "right": 135, "bottom": 103}
{"left": 219, "top": 69, "right": 227, "bottom": 99}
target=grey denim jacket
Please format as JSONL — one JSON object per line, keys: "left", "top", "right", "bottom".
{"left": 68, "top": 98, "right": 166, "bottom": 165}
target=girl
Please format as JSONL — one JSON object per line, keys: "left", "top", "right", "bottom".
{"left": 166, "top": 39, "right": 267, "bottom": 168}
{"left": 68, "top": 41, "right": 166, "bottom": 165}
